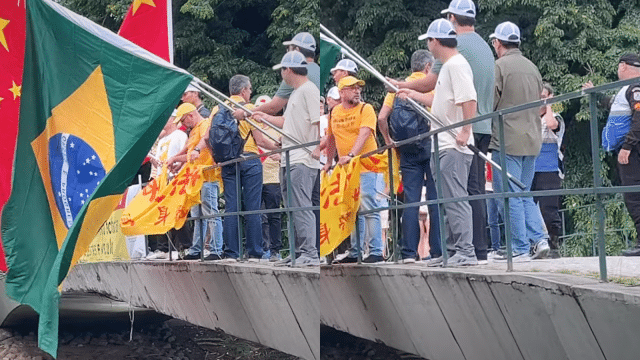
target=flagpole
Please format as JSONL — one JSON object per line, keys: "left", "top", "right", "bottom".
{"left": 191, "top": 78, "right": 316, "bottom": 156}
{"left": 190, "top": 82, "right": 282, "bottom": 144}
{"left": 319, "top": 24, "right": 525, "bottom": 190}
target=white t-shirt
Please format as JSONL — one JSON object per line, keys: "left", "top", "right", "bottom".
{"left": 431, "top": 53, "right": 477, "bottom": 155}
{"left": 151, "top": 130, "right": 187, "bottom": 178}
{"left": 282, "top": 80, "right": 321, "bottom": 169}
{"left": 319, "top": 114, "right": 329, "bottom": 164}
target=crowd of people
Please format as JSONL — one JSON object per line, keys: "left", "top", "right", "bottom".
{"left": 143, "top": 32, "right": 322, "bottom": 267}
{"left": 320, "top": 0, "right": 640, "bottom": 264}
{"left": 139, "top": 0, "right": 640, "bottom": 267}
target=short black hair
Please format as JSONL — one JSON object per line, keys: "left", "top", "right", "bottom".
{"left": 296, "top": 47, "right": 316, "bottom": 59}
{"left": 286, "top": 67, "right": 308, "bottom": 76}
{"left": 437, "top": 37, "right": 458, "bottom": 49}
{"left": 498, "top": 39, "right": 519, "bottom": 49}
{"left": 451, "top": 13, "right": 475, "bottom": 27}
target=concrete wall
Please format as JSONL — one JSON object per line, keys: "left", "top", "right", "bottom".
{"left": 320, "top": 265, "right": 640, "bottom": 360}
{"left": 62, "top": 262, "right": 319, "bottom": 360}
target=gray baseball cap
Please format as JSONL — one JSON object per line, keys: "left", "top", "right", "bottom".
{"left": 282, "top": 32, "right": 316, "bottom": 52}
{"left": 418, "top": 19, "right": 457, "bottom": 40}
{"left": 273, "top": 51, "right": 308, "bottom": 70}
{"left": 441, "top": 0, "right": 476, "bottom": 18}
{"left": 490, "top": 22, "right": 521, "bottom": 43}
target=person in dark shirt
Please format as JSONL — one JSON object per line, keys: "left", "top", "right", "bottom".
{"left": 182, "top": 84, "right": 211, "bottom": 118}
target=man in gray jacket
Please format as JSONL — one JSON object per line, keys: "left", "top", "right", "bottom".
{"left": 490, "top": 21, "right": 550, "bottom": 261}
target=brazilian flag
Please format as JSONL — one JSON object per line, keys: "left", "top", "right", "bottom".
{"left": 319, "top": 33, "right": 341, "bottom": 95}
{"left": 0, "top": 0, "right": 192, "bottom": 357}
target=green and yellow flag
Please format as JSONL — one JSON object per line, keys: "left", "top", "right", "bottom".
{"left": 0, "top": 0, "right": 192, "bottom": 357}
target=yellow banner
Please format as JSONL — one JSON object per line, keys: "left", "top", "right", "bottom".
{"left": 121, "top": 163, "right": 205, "bottom": 235}
{"left": 319, "top": 150, "right": 401, "bottom": 257}
{"left": 78, "top": 207, "right": 131, "bottom": 262}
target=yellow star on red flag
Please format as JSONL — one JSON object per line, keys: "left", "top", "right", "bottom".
{"left": 0, "top": 18, "right": 9, "bottom": 52}
{"left": 132, "top": 0, "right": 156, "bottom": 15}
{"left": 9, "top": 81, "right": 21, "bottom": 99}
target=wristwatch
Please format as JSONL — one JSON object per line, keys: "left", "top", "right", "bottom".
{"left": 348, "top": 152, "right": 355, "bottom": 158}
{"left": 194, "top": 147, "right": 201, "bottom": 153}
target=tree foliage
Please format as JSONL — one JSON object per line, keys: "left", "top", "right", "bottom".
{"left": 60, "top": 0, "right": 317, "bottom": 101}
{"left": 321, "top": 0, "right": 640, "bottom": 255}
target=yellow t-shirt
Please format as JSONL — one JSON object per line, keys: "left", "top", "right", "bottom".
{"left": 327, "top": 102, "right": 378, "bottom": 157}
{"left": 186, "top": 117, "right": 220, "bottom": 182}
{"left": 260, "top": 125, "right": 281, "bottom": 184}
{"left": 383, "top": 72, "right": 428, "bottom": 108}
{"left": 226, "top": 95, "right": 259, "bottom": 155}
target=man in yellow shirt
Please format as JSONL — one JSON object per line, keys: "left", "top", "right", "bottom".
{"left": 167, "top": 102, "right": 223, "bottom": 261}
{"left": 323, "top": 76, "right": 384, "bottom": 264}
{"left": 377, "top": 50, "right": 442, "bottom": 263}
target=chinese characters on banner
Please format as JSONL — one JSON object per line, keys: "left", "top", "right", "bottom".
{"left": 121, "top": 164, "right": 206, "bottom": 235}
{"left": 319, "top": 150, "right": 400, "bottom": 257}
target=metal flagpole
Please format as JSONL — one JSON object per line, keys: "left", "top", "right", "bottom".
{"left": 320, "top": 24, "right": 526, "bottom": 190}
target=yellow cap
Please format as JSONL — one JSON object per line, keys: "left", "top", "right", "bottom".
{"left": 337, "top": 76, "right": 365, "bottom": 90}
{"left": 173, "top": 103, "right": 197, "bottom": 124}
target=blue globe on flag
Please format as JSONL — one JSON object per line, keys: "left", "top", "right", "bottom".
{"left": 48, "top": 133, "right": 106, "bottom": 229}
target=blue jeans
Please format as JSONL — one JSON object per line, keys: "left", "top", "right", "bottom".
{"left": 492, "top": 151, "right": 548, "bottom": 255}
{"left": 399, "top": 152, "right": 441, "bottom": 259}
{"left": 486, "top": 191, "right": 503, "bottom": 251}
{"left": 349, "top": 172, "right": 384, "bottom": 257}
{"left": 189, "top": 181, "right": 223, "bottom": 255}
{"left": 222, "top": 158, "right": 263, "bottom": 259}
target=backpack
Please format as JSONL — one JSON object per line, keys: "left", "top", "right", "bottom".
{"left": 208, "top": 105, "right": 251, "bottom": 163}
{"left": 388, "top": 97, "right": 431, "bottom": 157}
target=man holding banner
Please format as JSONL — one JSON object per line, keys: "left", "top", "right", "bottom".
{"left": 323, "top": 76, "right": 385, "bottom": 264}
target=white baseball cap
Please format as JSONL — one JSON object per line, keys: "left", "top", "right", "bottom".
{"left": 184, "top": 83, "right": 200, "bottom": 93}
{"left": 330, "top": 59, "right": 358, "bottom": 74}
{"left": 255, "top": 95, "right": 271, "bottom": 106}
{"left": 273, "top": 51, "right": 308, "bottom": 70}
{"left": 418, "top": 19, "right": 457, "bottom": 41}
{"left": 326, "top": 86, "right": 340, "bottom": 100}
{"left": 282, "top": 32, "right": 316, "bottom": 52}
{"left": 441, "top": 0, "right": 476, "bottom": 18}
{"left": 489, "top": 21, "right": 521, "bottom": 43}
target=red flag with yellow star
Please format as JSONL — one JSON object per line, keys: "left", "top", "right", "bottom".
{"left": 119, "top": 0, "right": 173, "bottom": 62}
{"left": 0, "top": 0, "right": 26, "bottom": 272}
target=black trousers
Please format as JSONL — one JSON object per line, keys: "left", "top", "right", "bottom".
{"left": 532, "top": 171, "right": 563, "bottom": 249}
{"left": 618, "top": 147, "right": 640, "bottom": 245}
{"left": 261, "top": 183, "right": 283, "bottom": 253}
{"left": 312, "top": 170, "right": 320, "bottom": 256}
{"left": 468, "top": 134, "right": 490, "bottom": 260}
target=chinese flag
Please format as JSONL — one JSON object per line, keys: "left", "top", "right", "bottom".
{"left": 0, "top": 1, "right": 27, "bottom": 272}
{"left": 119, "top": 0, "right": 173, "bottom": 62}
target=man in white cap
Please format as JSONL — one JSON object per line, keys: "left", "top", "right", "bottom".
{"left": 398, "top": 18, "right": 478, "bottom": 266}
{"left": 247, "top": 32, "right": 320, "bottom": 117}
{"left": 182, "top": 84, "right": 211, "bottom": 118}
{"left": 252, "top": 51, "right": 321, "bottom": 266}
{"left": 489, "top": 21, "right": 549, "bottom": 261}
{"left": 330, "top": 59, "right": 358, "bottom": 85}
{"left": 391, "top": 0, "right": 495, "bottom": 264}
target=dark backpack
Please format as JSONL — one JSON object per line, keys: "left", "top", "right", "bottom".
{"left": 388, "top": 97, "right": 431, "bottom": 157}
{"left": 208, "top": 105, "right": 251, "bottom": 163}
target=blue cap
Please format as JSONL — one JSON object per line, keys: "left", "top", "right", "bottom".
{"left": 273, "top": 51, "right": 308, "bottom": 70}
{"left": 490, "top": 22, "right": 521, "bottom": 43}
{"left": 282, "top": 32, "right": 316, "bottom": 52}
{"left": 418, "top": 19, "right": 456, "bottom": 41}
{"left": 441, "top": 0, "right": 476, "bottom": 18}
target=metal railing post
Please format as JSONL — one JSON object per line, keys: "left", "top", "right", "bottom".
{"left": 388, "top": 150, "right": 398, "bottom": 263}
{"left": 285, "top": 150, "right": 295, "bottom": 266}
{"left": 497, "top": 113, "right": 513, "bottom": 271}
{"left": 236, "top": 162, "right": 244, "bottom": 260}
{"left": 589, "top": 93, "right": 607, "bottom": 282}
{"left": 433, "top": 134, "right": 448, "bottom": 267}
